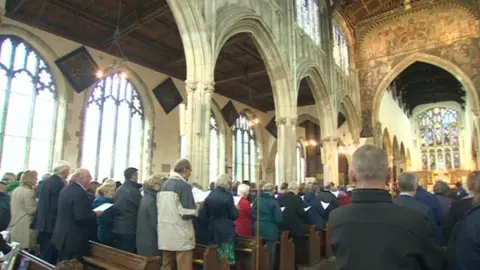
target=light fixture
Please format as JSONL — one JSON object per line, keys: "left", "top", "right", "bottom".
{"left": 96, "top": 70, "right": 104, "bottom": 79}
{"left": 306, "top": 139, "right": 318, "bottom": 147}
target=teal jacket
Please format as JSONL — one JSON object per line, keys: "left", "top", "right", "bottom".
{"left": 252, "top": 193, "right": 283, "bottom": 241}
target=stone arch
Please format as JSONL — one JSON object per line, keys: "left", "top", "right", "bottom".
{"left": 406, "top": 149, "right": 412, "bottom": 170}
{"left": 373, "top": 53, "right": 480, "bottom": 131}
{"left": 339, "top": 95, "right": 361, "bottom": 143}
{"left": 297, "top": 113, "right": 320, "bottom": 126}
{"left": 392, "top": 136, "right": 400, "bottom": 161}
{"left": 214, "top": 6, "right": 294, "bottom": 118}
{"left": 296, "top": 61, "right": 336, "bottom": 139}
{"left": 0, "top": 23, "right": 70, "bottom": 163}
{"left": 400, "top": 142, "right": 406, "bottom": 164}
{"left": 382, "top": 128, "right": 392, "bottom": 157}
{"left": 79, "top": 66, "right": 155, "bottom": 181}
{"left": 165, "top": 0, "right": 212, "bottom": 81}
{"left": 210, "top": 99, "right": 227, "bottom": 174}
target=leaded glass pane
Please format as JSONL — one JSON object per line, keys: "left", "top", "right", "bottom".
{"left": 332, "top": 24, "right": 349, "bottom": 74}
{"left": 81, "top": 72, "right": 144, "bottom": 182}
{"left": 232, "top": 114, "right": 257, "bottom": 182}
{"left": 0, "top": 36, "right": 57, "bottom": 176}
{"left": 418, "top": 107, "right": 461, "bottom": 171}
{"left": 296, "top": 0, "right": 320, "bottom": 44}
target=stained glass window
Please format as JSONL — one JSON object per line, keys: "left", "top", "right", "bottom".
{"left": 209, "top": 115, "right": 218, "bottom": 182}
{"left": 81, "top": 72, "right": 144, "bottom": 181}
{"left": 296, "top": 0, "right": 320, "bottom": 44}
{"left": 417, "top": 107, "right": 460, "bottom": 170}
{"left": 0, "top": 36, "right": 57, "bottom": 175}
{"left": 333, "top": 24, "right": 349, "bottom": 74}
{"left": 232, "top": 115, "right": 257, "bottom": 182}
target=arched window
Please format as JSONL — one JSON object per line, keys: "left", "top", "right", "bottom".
{"left": 417, "top": 107, "right": 460, "bottom": 171}
{"left": 333, "top": 24, "right": 349, "bottom": 74}
{"left": 209, "top": 115, "right": 218, "bottom": 182}
{"left": 81, "top": 72, "right": 144, "bottom": 181}
{"left": 296, "top": 0, "right": 320, "bottom": 44}
{"left": 0, "top": 36, "right": 57, "bottom": 175}
{"left": 232, "top": 115, "right": 257, "bottom": 182}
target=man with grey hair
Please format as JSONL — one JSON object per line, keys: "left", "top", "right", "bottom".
{"left": 394, "top": 173, "right": 438, "bottom": 237}
{"left": 157, "top": 159, "right": 196, "bottom": 270}
{"left": 329, "top": 145, "right": 446, "bottom": 270}
{"left": 36, "top": 160, "right": 71, "bottom": 264}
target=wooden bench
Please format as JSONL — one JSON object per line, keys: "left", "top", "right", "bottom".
{"left": 15, "top": 250, "right": 55, "bottom": 270}
{"left": 235, "top": 236, "right": 269, "bottom": 270}
{"left": 300, "top": 224, "right": 322, "bottom": 266}
{"left": 323, "top": 224, "right": 333, "bottom": 258}
{"left": 83, "top": 241, "right": 161, "bottom": 270}
{"left": 194, "top": 244, "right": 229, "bottom": 270}
{"left": 277, "top": 231, "right": 295, "bottom": 270}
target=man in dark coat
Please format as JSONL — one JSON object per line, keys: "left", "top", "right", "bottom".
{"left": 136, "top": 175, "right": 165, "bottom": 257}
{"left": 394, "top": 172, "right": 438, "bottom": 240}
{"left": 113, "top": 167, "right": 142, "bottom": 253}
{"left": 415, "top": 184, "right": 445, "bottom": 245}
{"left": 329, "top": 145, "right": 446, "bottom": 270}
{"left": 36, "top": 161, "right": 71, "bottom": 264}
{"left": 51, "top": 168, "right": 103, "bottom": 262}
{"left": 0, "top": 180, "right": 11, "bottom": 255}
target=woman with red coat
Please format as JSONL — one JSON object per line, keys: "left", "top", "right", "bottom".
{"left": 234, "top": 184, "right": 253, "bottom": 237}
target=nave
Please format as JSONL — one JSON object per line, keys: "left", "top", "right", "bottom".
{"left": 1, "top": 0, "right": 480, "bottom": 269}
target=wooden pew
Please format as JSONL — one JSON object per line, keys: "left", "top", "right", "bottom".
{"left": 194, "top": 244, "right": 229, "bottom": 270}
{"left": 277, "top": 231, "right": 295, "bottom": 270}
{"left": 235, "top": 236, "right": 269, "bottom": 270}
{"left": 15, "top": 250, "right": 55, "bottom": 270}
{"left": 300, "top": 224, "right": 322, "bottom": 266}
{"left": 83, "top": 241, "right": 161, "bottom": 270}
{"left": 324, "top": 224, "right": 333, "bottom": 258}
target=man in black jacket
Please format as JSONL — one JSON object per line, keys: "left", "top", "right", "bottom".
{"left": 51, "top": 168, "right": 103, "bottom": 261}
{"left": 329, "top": 145, "right": 446, "bottom": 270}
{"left": 36, "top": 161, "right": 71, "bottom": 264}
{"left": 113, "top": 167, "right": 142, "bottom": 253}
{"left": 0, "top": 180, "right": 11, "bottom": 255}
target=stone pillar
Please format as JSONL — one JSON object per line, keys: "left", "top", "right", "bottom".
{"left": 185, "top": 80, "right": 214, "bottom": 188}
{"left": 276, "top": 116, "right": 297, "bottom": 184}
{"left": 388, "top": 155, "right": 394, "bottom": 182}
{"left": 322, "top": 137, "right": 339, "bottom": 186}
{"left": 472, "top": 110, "right": 480, "bottom": 170}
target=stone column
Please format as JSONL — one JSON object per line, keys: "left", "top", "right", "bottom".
{"left": 276, "top": 116, "right": 297, "bottom": 184}
{"left": 474, "top": 111, "right": 480, "bottom": 169}
{"left": 322, "top": 137, "right": 339, "bottom": 186}
{"left": 184, "top": 80, "right": 214, "bottom": 188}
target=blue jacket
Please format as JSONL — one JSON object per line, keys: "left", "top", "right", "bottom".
{"left": 448, "top": 205, "right": 480, "bottom": 270}
{"left": 252, "top": 193, "right": 283, "bottom": 241}
{"left": 203, "top": 187, "right": 238, "bottom": 244}
{"left": 92, "top": 196, "right": 115, "bottom": 245}
{"left": 303, "top": 192, "right": 326, "bottom": 230}
{"left": 415, "top": 186, "right": 445, "bottom": 245}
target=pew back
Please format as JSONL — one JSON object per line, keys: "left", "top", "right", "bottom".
{"left": 235, "top": 236, "right": 269, "bottom": 270}
{"left": 301, "top": 225, "right": 322, "bottom": 266}
{"left": 16, "top": 250, "right": 55, "bottom": 270}
{"left": 194, "top": 244, "right": 229, "bottom": 270}
{"left": 83, "top": 241, "right": 160, "bottom": 270}
{"left": 278, "top": 231, "right": 295, "bottom": 270}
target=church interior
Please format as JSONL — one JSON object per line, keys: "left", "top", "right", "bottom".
{"left": 0, "top": 0, "right": 479, "bottom": 191}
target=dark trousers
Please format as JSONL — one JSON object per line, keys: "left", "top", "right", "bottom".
{"left": 292, "top": 236, "right": 303, "bottom": 270}
{"left": 115, "top": 234, "right": 136, "bottom": 253}
{"left": 265, "top": 240, "right": 277, "bottom": 270}
{"left": 38, "top": 232, "right": 57, "bottom": 264}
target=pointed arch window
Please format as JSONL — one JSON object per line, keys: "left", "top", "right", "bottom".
{"left": 333, "top": 24, "right": 349, "bottom": 74}
{"left": 209, "top": 114, "right": 218, "bottom": 182}
{"left": 297, "top": 142, "right": 306, "bottom": 183}
{"left": 296, "top": 0, "right": 320, "bottom": 44}
{"left": 232, "top": 115, "right": 258, "bottom": 182}
{"left": 0, "top": 36, "right": 58, "bottom": 175}
{"left": 81, "top": 72, "right": 144, "bottom": 181}
{"left": 417, "top": 107, "right": 460, "bottom": 171}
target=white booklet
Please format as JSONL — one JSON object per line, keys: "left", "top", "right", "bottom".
{"left": 320, "top": 201, "right": 330, "bottom": 210}
{"left": 233, "top": 196, "right": 242, "bottom": 206}
{"left": 280, "top": 207, "right": 285, "bottom": 211}
{"left": 304, "top": 206, "right": 311, "bottom": 212}
{"left": 193, "top": 191, "right": 210, "bottom": 203}
{"left": 93, "top": 203, "right": 113, "bottom": 212}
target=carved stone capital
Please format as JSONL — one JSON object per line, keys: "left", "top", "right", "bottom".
{"left": 185, "top": 80, "right": 197, "bottom": 93}
{"left": 472, "top": 109, "right": 480, "bottom": 118}
{"left": 275, "top": 116, "right": 297, "bottom": 126}
{"left": 321, "top": 136, "right": 339, "bottom": 144}
{"left": 203, "top": 81, "right": 215, "bottom": 94}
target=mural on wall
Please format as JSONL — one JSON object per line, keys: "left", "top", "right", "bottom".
{"left": 356, "top": 3, "right": 480, "bottom": 137}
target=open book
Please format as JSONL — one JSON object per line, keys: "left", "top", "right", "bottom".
{"left": 93, "top": 203, "right": 113, "bottom": 212}
{"left": 192, "top": 187, "right": 210, "bottom": 203}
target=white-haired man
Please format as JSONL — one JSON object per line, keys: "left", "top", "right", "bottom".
{"left": 329, "top": 145, "right": 446, "bottom": 270}
{"left": 51, "top": 168, "right": 103, "bottom": 262}
{"left": 36, "top": 160, "right": 71, "bottom": 264}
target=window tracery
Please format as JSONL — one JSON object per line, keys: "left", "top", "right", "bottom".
{"left": 81, "top": 72, "right": 144, "bottom": 181}
{"left": 296, "top": 0, "right": 320, "bottom": 44}
{"left": 0, "top": 36, "right": 57, "bottom": 175}
{"left": 232, "top": 115, "right": 257, "bottom": 182}
{"left": 418, "top": 107, "right": 460, "bottom": 171}
{"left": 333, "top": 24, "right": 349, "bottom": 74}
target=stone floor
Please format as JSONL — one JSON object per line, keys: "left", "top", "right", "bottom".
{"left": 299, "top": 258, "right": 337, "bottom": 270}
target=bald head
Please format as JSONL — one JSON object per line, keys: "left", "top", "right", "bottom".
{"left": 350, "top": 145, "right": 388, "bottom": 184}
{"left": 69, "top": 168, "right": 92, "bottom": 188}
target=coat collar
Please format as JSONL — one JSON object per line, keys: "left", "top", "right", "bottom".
{"left": 351, "top": 189, "right": 392, "bottom": 203}
{"left": 124, "top": 179, "right": 142, "bottom": 189}
{"left": 169, "top": 171, "right": 188, "bottom": 183}
{"left": 144, "top": 188, "right": 157, "bottom": 197}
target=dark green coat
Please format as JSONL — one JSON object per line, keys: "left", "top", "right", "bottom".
{"left": 252, "top": 193, "right": 283, "bottom": 241}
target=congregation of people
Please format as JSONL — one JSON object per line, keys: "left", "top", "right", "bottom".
{"left": 0, "top": 144, "right": 480, "bottom": 269}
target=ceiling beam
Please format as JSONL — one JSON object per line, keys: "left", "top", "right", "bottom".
{"left": 216, "top": 70, "right": 267, "bottom": 85}
{"left": 101, "top": 3, "right": 169, "bottom": 46}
